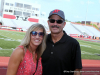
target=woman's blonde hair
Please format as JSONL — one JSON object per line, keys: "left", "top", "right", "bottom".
{"left": 20, "top": 23, "right": 46, "bottom": 60}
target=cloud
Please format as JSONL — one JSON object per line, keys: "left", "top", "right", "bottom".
{"left": 95, "top": 14, "right": 100, "bottom": 17}
{"left": 54, "top": 0, "right": 70, "bottom": 2}
{"left": 80, "top": 1, "right": 84, "bottom": 5}
{"left": 80, "top": 1, "right": 94, "bottom": 5}
{"left": 74, "top": 15, "right": 83, "bottom": 19}
{"left": 87, "top": 1, "right": 94, "bottom": 4}
{"left": 64, "top": 0, "right": 70, "bottom": 2}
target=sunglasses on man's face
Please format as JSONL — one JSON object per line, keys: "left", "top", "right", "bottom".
{"left": 31, "top": 31, "right": 44, "bottom": 37}
{"left": 49, "top": 19, "right": 64, "bottom": 24}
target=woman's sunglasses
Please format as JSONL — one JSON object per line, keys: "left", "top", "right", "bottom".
{"left": 31, "top": 31, "right": 44, "bottom": 37}
{"left": 49, "top": 19, "right": 64, "bottom": 24}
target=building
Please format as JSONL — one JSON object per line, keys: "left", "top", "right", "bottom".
{"left": 0, "top": 0, "right": 50, "bottom": 32}
{"left": 0, "top": 0, "right": 41, "bottom": 22}
{"left": 81, "top": 21, "right": 100, "bottom": 29}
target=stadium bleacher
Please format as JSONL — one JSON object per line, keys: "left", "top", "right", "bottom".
{"left": 2, "top": 18, "right": 14, "bottom": 27}
{"left": 64, "top": 22, "right": 100, "bottom": 39}
{"left": 1, "top": 18, "right": 50, "bottom": 32}
{"left": 1, "top": 18, "right": 100, "bottom": 39}
{"left": 84, "top": 26, "right": 100, "bottom": 37}
{"left": 63, "top": 22, "right": 82, "bottom": 35}
{"left": 72, "top": 24, "right": 94, "bottom": 36}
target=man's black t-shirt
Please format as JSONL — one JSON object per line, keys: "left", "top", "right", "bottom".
{"left": 42, "top": 31, "right": 82, "bottom": 75}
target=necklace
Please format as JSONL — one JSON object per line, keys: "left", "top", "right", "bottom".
{"left": 32, "top": 52, "right": 35, "bottom": 58}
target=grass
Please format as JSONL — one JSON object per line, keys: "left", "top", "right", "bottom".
{"left": 0, "top": 50, "right": 13, "bottom": 57}
{"left": 81, "top": 46, "right": 100, "bottom": 60}
{"left": 0, "top": 30, "right": 100, "bottom": 60}
{"left": 0, "top": 30, "right": 25, "bottom": 40}
{"left": 77, "top": 40, "right": 100, "bottom": 60}
{"left": 0, "top": 35, "right": 20, "bottom": 49}
{"left": 0, "top": 30, "right": 25, "bottom": 57}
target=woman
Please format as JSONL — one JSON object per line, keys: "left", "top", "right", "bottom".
{"left": 6, "top": 23, "right": 46, "bottom": 75}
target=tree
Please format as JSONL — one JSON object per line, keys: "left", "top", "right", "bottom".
{"left": 90, "top": 23, "right": 99, "bottom": 29}
{"left": 65, "top": 19, "right": 71, "bottom": 22}
{"left": 76, "top": 21, "right": 81, "bottom": 23}
{"left": 65, "top": 19, "right": 68, "bottom": 22}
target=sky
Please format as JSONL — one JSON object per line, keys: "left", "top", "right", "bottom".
{"left": 26, "top": 0, "right": 100, "bottom": 22}
{"left": 0, "top": 0, "right": 100, "bottom": 22}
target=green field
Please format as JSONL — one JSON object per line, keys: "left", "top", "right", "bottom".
{"left": 0, "top": 30, "right": 25, "bottom": 56}
{"left": 0, "top": 30, "right": 100, "bottom": 60}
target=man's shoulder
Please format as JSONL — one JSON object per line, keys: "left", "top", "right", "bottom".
{"left": 63, "top": 31, "right": 78, "bottom": 44}
{"left": 65, "top": 34, "right": 79, "bottom": 44}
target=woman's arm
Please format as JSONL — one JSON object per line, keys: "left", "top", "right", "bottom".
{"left": 6, "top": 47, "right": 24, "bottom": 75}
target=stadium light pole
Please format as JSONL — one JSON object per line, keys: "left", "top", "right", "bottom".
{"left": 85, "top": 0, "right": 89, "bottom": 26}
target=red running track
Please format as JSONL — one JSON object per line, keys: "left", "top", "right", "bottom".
{"left": 82, "top": 59, "right": 100, "bottom": 75}
{"left": 0, "top": 57, "right": 9, "bottom": 75}
{"left": 0, "top": 57, "right": 100, "bottom": 75}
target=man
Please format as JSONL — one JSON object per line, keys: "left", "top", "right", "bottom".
{"left": 42, "top": 9, "right": 82, "bottom": 75}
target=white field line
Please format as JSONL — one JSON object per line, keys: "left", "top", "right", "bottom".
{"left": 0, "top": 47, "right": 14, "bottom": 50}
{"left": 80, "top": 44, "right": 100, "bottom": 51}
{"left": 0, "top": 51, "right": 10, "bottom": 54}
{"left": 80, "top": 45, "right": 91, "bottom": 47}
{"left": 0, "top": 32, "right": 24, "bottom": 36}
{"left": 0, "top": 34, "right": 21, "bottom": 42}
{"left": 0, "top": 49, "right": 13, "bottom": 50}
{"left": 81, "top": 51, "right": 100, "bottom": 55}
{"left": 0, "top": 38, "right": 4, "bottom": 39}
{"left": 81, "top": 51, "right": 94, "bottom": 55}
{"left": 80, "top": 42, "right": 100, "bottom": 48}
{"left": 11, "top": 33, "right": 24, "bottom": 36}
